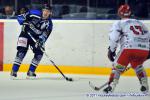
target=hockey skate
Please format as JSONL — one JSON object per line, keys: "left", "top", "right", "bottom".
{"left": 103, "top": 79, "right": 118, "bottom": 93}
{"left": 10, "top": 71, "right": 17, "bottom": 80}
{"left": 103, "top": 85, "right": 113, "bottom": 93}
{"left": 140, "top": 78, "right": 149, "bottom": 93}
{"left": 27, "top": 71, "right": 37, "bottom": 79}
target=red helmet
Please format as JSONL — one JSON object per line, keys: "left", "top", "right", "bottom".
{"left": 118, "top": 4, "right": 131, "bottom": 18}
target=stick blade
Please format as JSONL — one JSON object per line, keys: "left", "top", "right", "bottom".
{"left": 89, "top": 81, "right": 100, "bottom": 91}
{"left": 89, "top": 81, "right": 109, "bottom": 91}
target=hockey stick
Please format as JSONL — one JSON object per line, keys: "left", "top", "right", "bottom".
{"left": 27, "top": 32, "right": 73, "bottom": 81}
{"left": 89, "top": 67, "right": 130, "bottom": 91}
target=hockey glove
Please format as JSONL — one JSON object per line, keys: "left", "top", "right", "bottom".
{"left": 108, "top": 47, "right": 116, "bottom": 62}
{"left": 147, "top": 51, "right": 150, "bottom": 59}
{"left": 35, "top": 35, "right": 46, "bottom": 51}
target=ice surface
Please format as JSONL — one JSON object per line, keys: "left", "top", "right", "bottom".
{"left": 0, "top": 72, "right": 149, "bottom": 100}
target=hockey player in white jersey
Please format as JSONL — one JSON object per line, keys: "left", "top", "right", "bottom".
{"left": 103, "top": 4, "right": 150, "bottom": 93}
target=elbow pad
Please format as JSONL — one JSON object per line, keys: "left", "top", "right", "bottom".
{"left": 17, "top": 15, "right": 26, "bottom": 25}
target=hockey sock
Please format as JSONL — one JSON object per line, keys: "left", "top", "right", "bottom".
{"left": 108, "top": 68, "right": 121, "bottom": 85}
{"left": 28, "top": 53, "right": 43, "bottom": 72}
{"left": 12, "top": 64, "right": 20, "bottom": 72}
{"left": 28, "top": 64, "right": 36, "bottom": 72}
{"left": 134, "top": 65, "right": 147, "bottom": 82}
{"left": 12, "top": 50, "right": 27, "bottom": 72}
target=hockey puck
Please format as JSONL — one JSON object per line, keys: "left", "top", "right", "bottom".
{"left": 66, "top": 77, "right": 73, "bottom": 81}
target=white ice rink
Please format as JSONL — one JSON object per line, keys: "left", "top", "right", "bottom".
{"left": 0, "top": 72, "right": 150, "bottom": 100}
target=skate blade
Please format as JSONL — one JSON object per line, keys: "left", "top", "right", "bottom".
{"left": 10, "top": 76, "right": 17, "bottom": 80}
{"left": 26, "top": 76, "right": 36, "bottom": 80}
{"left": 141, "top": 90, "right": 149, "bottom": 94}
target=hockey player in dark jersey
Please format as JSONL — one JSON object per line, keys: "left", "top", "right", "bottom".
{"left": 10, "top": 5, "right": 53, "bottom": 78}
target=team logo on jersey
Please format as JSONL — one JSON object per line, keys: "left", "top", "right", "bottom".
{"left": 41, "top": 21, "right": 49, "bottom": 30}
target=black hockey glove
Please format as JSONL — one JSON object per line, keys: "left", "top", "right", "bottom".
{"left": 35, "top": 35, "right": 46, "bottom": 51}
{"left": 108, "top": 47, "right": 116, "bottom": 62}
{"left": 147, "top": 51, "right": 150, "bottom": 59}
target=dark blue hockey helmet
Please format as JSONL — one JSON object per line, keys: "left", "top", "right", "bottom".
{"left": 43, "top": 4, "right": 52, "bottom": 11}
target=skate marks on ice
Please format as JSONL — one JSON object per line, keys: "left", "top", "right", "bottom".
{"left": 8, "top": 73, "right": 102, "bottom": 81}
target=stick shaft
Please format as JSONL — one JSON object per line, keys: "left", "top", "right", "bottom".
{"left": 44, "top": 52, "right": 67, "bottom": 79}
{"left": 28, "top": 32, "right": 67, "bottom": 79}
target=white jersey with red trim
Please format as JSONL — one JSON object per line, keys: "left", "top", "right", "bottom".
{"left": 109, "top": 18, "right": 150, "bottom": 52}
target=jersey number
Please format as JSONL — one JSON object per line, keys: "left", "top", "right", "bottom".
{"left": 130, "top": 25, "right": 143, "bottom": 35}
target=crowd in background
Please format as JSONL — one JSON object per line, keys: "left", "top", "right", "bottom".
{"left": 0, "top": 5, "right": 16, "bottom": 19}
{"left": 0, "top": 0, "right": 149, "bottom": 19}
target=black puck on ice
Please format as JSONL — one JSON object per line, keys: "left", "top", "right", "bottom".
{"left": 66, "top": 77, "right": 73, "bottom": 81}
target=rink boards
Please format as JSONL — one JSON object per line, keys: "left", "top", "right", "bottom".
{"left": 0, "top": 20, "right": 150, "bottom": 76}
